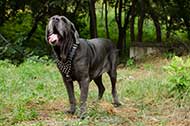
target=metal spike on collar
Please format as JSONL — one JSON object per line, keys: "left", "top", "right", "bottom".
{"left": 53, "top": 42, "right": 79, "bottom": 79}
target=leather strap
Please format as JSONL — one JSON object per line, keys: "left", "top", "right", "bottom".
{"left": 54, "top": 42, "right": 79, "bottom": 80}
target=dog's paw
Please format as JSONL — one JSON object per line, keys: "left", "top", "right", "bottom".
{"left": 77, "top": 112, "right": 88, "bottom": 120}
{"left": 64, "top": 109, "right": 75, "bottom": 115}
{"left": 112, "top": 102, "right": 122, "bottom": 107}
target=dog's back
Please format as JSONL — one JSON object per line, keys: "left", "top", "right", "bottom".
{"left": 85, "top": 38, "right": 118, "bottom": 79}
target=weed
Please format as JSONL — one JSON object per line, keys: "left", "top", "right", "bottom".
{"left": 13, "top": 106, "right": 38, "bottom": 123}
{"left": 163, "top": 52, "right": 176, "bottom": 59}
{"left": 164, "top": 56, "right": 190, "bottom": 98}
{"left": 126, "top": 58, "right": 135, "bottom": 67}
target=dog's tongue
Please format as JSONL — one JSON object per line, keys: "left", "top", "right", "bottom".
{"left": 48, "top": 34, "right": 58, "bottom": 43}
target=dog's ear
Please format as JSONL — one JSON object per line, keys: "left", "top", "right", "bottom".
{"left": 71, "top": 23, "right": 80, "bottom": 44}
{"left": 45, "top": 25, "right": 49, "bottom": 42}
{"left": 60, "top": 16, "right": 69, "bottom": 24}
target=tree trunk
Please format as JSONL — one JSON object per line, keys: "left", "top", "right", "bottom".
{"left": 0, "top": 0, "right": 6, "bottom": 25}
{"left": 137, "top": 0, "right": 145, "bottom": 42}
{"left": 104, "top": 0, "right": 110, "bottom": 38}
{"left": 116, "top": 0, "right": 123, "bottom": 50}
{"left": 116, "top": 27, "right": 124, "bottom": 51}
{"left": 24, "top": 1, "right": 49, "bottom": 44}
{"left": 73, "top": 0, "right": 81, "bottom": 15}
{"left": 149, "top": 11, "right": 161, "bottom": 42}
{"left": 115, "top": 0, "right": 131, "bottom": 55}
{"left": 89, "top": 0, "right": 98, "bottom": 38}
{"left": 153, "top": 19, "right": 161, "bottom": 43}
{"left": 184, "top": 18, "right": 190, "bottom": 40}
{"left": 166, "top": 17, "right": 173, "bottom": 39}
{"left": 130, "top": 0, "right": 136, "bottom": 42}
{"left": 25, "top": 18, "right": 39, "bottom": 43}
{"left": 123, "top": 3, "right": 131, "bottom": 52}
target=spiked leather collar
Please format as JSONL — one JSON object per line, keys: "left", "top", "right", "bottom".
{"left": 53, "top": 42, "right": 79, "bottom": 80}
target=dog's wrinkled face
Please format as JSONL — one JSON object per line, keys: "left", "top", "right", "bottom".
{"left": 46, "top": 15, "right": 76, "bottom": 46}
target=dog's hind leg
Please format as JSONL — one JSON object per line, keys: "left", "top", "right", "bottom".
{"left": 108, "top": 51, "right": 121, "bottom": 107}
{"left": 94, "top": 75, "right": 105, "bottom": 100}
{"left": 108, "top": 70, "right": 121, "bottom": 107}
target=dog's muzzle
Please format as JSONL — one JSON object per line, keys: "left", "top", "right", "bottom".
{"left": 48, "top": 34, "right": 59, "bottom": 45}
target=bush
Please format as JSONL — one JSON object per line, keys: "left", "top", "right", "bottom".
{"left": 163, "top": 52, "right": 176, "bottom": 59}
{"left": 0, "top": 12, "right": 50, "bottom": 63}
{"left": 164, "top": 56, "right": 190, "bottom": 98}
{"left": 126, "top": 58, "right": 135, "bottom": 67}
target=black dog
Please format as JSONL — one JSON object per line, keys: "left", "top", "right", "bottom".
{"left": 46, "top": 15, "right": 121, "bottom": 118}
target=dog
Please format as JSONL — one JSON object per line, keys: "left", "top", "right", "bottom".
{"left": 46, "top": 15, "right": 121, "bottom": 118}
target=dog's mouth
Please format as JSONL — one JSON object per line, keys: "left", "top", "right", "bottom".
{"left": 48, "top": 27, "right": 62, "bottom": 46}
{"left": 48, "top": 34, "right": 58, "bottom": 45}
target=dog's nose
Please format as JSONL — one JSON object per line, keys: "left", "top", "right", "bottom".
{"left": 52, "top": 16, "right": 59, "bottom": 22}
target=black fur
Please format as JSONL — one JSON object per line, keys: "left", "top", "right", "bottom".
{"left": 46, "top": 15, "right": 121, "bottom": 118}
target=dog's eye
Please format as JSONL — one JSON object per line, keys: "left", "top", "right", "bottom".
{"left": 61, "top": 17, "right": 67, "bottom": 23}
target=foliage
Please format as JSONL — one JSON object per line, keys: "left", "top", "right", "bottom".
{"left": 126, "top": 58, "right": 135, "bottom": 67}
{"left": 0, "top": 0, "right": 89, "bottom": 63}
{"left": 0, "top": 0, "right": 190, "bottom": 63}
{"left": 163, "top": 52, "right": 175, "bottom": 59}
{"left": 164, "top": 56, "right": 190, "bottom": 98}
{"left": 0, "top": 12, "right": 50, "bottom": 63}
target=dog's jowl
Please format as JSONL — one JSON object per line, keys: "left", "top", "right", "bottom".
{"left": 46, "top": 15, "right": 121, "bottom": 118}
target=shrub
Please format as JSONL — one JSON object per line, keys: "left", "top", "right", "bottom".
{"left": 164, "top": 56, "right": 190, "bottom": 98}
{"left": 163, "top": 52, "right": 176, "bottom": 59}
{"left": 126, "top": 58, "right": 135, "bottom": 67}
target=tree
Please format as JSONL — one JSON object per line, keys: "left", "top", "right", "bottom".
{"left": 146, "top": 0, "right": 162, "bottom": 42}
{"left": 137, "top": 0, "right": 145, "bottom": 42}
{"left": 0, "top": 0, "right": 6, "bottom": 25}
{"left": 175, "top": 0, "right": 190, "bottom": 40}
{"left": 149, "top": 11, "right": 161, "bottom": 42}
{"left": 160, "top": 0, "right": 190, "bottom": 40}
{"left": 89, "top": 0, "right": 98, "bottom": 38}
{"left": 0, "top": 0, "right": 89, "bottom": 62}
{"left": 135, "top": 0, "right": 162, "bottom": 42}
{"left": 115, "top": 0, "right": 131, "bottom": 54}
{"left": 103, "top": 0, "right": 110, "bottom": 38}
{"left": 130, "top": 0, "right": 137, "bottom": 42}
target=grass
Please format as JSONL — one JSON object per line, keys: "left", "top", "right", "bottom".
{"left": 0, "top": 56, "right": 190, "bottom": 126}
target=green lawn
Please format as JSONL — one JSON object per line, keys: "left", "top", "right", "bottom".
{"left": 0, "top": 56, "right": 190, "bottom": 126}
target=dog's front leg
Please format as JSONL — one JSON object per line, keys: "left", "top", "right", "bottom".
{"left": 78, "top": 78, "right": 90, "bottom": 119}
{"left": 63, "top": 78, "right": 76, "bottom": 114}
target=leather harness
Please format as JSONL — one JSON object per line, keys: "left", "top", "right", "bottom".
{"left": 53, "top": 41, "right": 79, "bottom": 80}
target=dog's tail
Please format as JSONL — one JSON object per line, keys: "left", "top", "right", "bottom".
{"left": 109, "top": 49, "right": 120, "bottom": 68}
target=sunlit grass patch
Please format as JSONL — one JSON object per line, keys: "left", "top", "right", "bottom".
{"left": 1, "top": 56, "right": 190, "bottom": 126}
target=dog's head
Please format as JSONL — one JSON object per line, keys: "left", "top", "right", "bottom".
{"left": 46, "top": 15, "right": 79, "bottom": 46}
